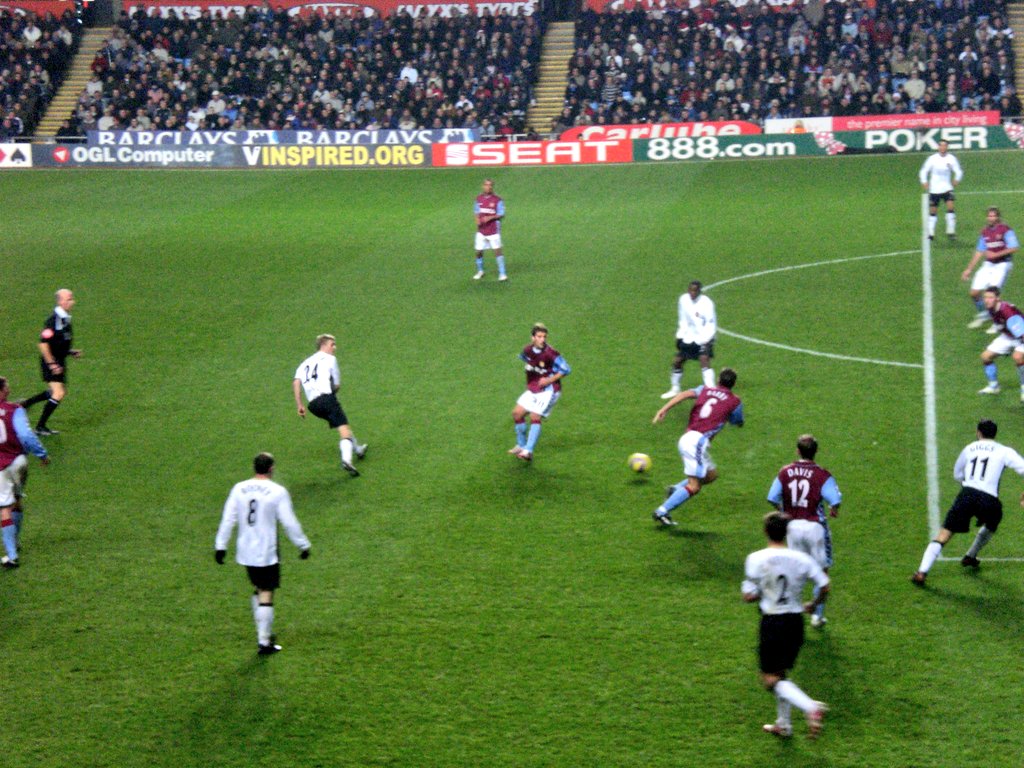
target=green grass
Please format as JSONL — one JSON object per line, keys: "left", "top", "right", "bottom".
{"left": 3, "top": 151, "right": 1024, "bottom": 767}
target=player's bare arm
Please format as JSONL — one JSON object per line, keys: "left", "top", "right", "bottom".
{"left": 38, "top": 341, "right": 62, "bottom": 374}
{"left": 291, "top": 379, "right": 305, "bottom": 417}
{"left": 804, "top": 583, "right": 829, "bottom": 613}
{"left": 962, "top": 252, "right": 983, "bottom": 280}
{"left": 653, "top": 389, "right": 697, "bottom": 422}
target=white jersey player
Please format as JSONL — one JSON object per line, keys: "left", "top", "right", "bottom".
{"left": 913, "top": 419, "right": 1024, "bottom": 585}
{"left": 215, "top": 452, "right": 311, "bottom": 655}
{"left": 919, "top": 139, "right": 963, "bottom": 240}
{"left": 295, "top": 347, "right": 341, "bottom": 404}
{"left": 742, "top": 512, "right": 830, "bottom": 739}
{"left": 292, "top": 333, "right": 367, "bottom": 477}
{"left": 662, "top": 280, "right": 717, "bottom": 398}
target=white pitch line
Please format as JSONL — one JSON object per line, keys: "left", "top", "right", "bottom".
{"left": 704, "top": 250, "right": 917, "bottom": 292}
{"left": 957, "top": 190, "right": 1024, "bottom": 196}
{"left": 706, "top": 250, "right": 922, "bottom": 369}
{"left": 939, "top": 557, "right": 1024, "bottom": 562}
{"left": 921, "top": 194, "right": 941, "bottom": 535}
{"left": 715, "top": 327, "right": 924, "bottom": 368}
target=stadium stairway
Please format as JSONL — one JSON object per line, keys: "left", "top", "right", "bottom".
{"left": 527, "top": 21, "right": 574, "bottom": 135}
{"left": 1011, "top": 2, "right": 1024, "bottom": 93}
{"left": 36, "top": 27, "right": 113, "bottom": 138}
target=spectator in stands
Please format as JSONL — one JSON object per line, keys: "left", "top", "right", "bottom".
{"left": 22, "top": 16, "right": 42, "bottom": 48}
{"left": 1000, "top": 89, "right": 1022, "bottom": 118}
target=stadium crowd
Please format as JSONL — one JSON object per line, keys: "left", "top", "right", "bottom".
{"left": 0, "top": 9, "right": 82, "bottom": 138}
{"left": 557, "top": 0, "right": 1020, "bottom": 131}
{"left": 61, "top": 4, "right": 542, "bottom": 136}
{"left": 2, "top": 0, "right": 1021, "bottom": 138}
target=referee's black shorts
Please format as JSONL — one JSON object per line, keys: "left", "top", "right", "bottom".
{"left": 40, "top": 357, "right": 67, "bottom": 384}
{"left": 308, "top": 393, "right": 348, "bottom": 428}
{"left": 758, "top": 613, "right": 805, "bottom": 674}
{"left": 943, "top": 487, "right": 1003, "bottom": 534}
{"left": 246, "top": 563, "right": 281, "bottom": 592}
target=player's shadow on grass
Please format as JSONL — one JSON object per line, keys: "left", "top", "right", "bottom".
{"left": 652, "top": 528, "right": 732, "bottom": 584}
{"left": 798, "top": 631, "right": 873, "bottom": 739}
{"left": 178, "top": 657, "right": 277, "bottom": 756}
{"left": 288, "top": 477, "right": 353, "bottom": 503}
{"left": 925, "top": 575, "right": 1024, "bottom": 634}
{"left": 665, "top": 527, "right": 719, "bottom": 540}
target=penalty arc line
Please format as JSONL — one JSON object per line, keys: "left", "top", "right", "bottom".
{"left": 705, "top": 244, "right": 1024, "bottom": 561}
{"left": 705, "top": 250, "right": 922, "bottom": 369}
{"left": 957, "top": 190, "right": 1024, "bottom": 196}
{"left": 713, "top": 328, "right": 923, "bottom": 369}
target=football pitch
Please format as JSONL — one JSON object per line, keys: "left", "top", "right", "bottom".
{"left": 4, "top": 152, "right": 1024, "bottom": 767}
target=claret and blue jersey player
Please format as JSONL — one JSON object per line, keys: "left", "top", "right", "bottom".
{"left": 651, "top": 367, "right": 744, "bottom": 526}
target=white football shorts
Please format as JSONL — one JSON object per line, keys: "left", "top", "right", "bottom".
{"left": 786, "top": 518, "right": 833, "bottom": 569}
{"left": 677, "top": 429, "right": 714, "bottom": 479}
{"left": 971, "top": 260, "right": 1012, "bottom": 292}
{"left": 516, "top": 387, "right": 559, "bottom": 418}
{"left": 985, "top": 334, "right": 1024, "bottom": 356}
{"left": 475, "top": 232, "right": 502, "bottom": 251}
{"left": 0, "top": 454, "right": 28, "bottom": 507}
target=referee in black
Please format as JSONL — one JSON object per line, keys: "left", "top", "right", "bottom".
{"left": 21, "top": 289, "right": 81, "bottom": 436}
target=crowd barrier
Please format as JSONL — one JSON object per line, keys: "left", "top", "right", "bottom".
{"left": 2, "top": 124, "right": 1021, "bottom": 169}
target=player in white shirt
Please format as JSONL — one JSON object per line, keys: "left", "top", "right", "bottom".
{"left": 912, "top": 419, "right": 1024, "bottom": 585}
{"left": 215, "top": 452, "right": 311, "bottom": 655}
{"left": 918, "top": 139, "right": 964, "bottom": 241}
{"left": 292, "top": 333, "right": 367, "bottom": 477}
{"left": 661, "top": 280, "right": 717, "bottom": 399}
{"left": 742, "top": 512, "right": 830, "bottom": 739}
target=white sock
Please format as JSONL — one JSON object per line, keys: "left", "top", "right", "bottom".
{"left": 255, "top": 604, "right": 274, "bottom": 646}
{"left": 946, "top": 211, "right": 956, "bottom": 234}
{"left": 928, "top": 214, "right": 937, "bottom": 236}
{"left": 251, "top": 593, "right": 259, "bottom": 619}
{"left": 701, "top": 367, "right": 715, "bottom": 387}
{"left": 965, "top": 526, "right": 994, "bottom": 559}
{"left": 775, "top": 680, "right": 816, "bottom": 714}
{"left": 670, "top": 370, "right": 682, "bottom": 390}
{"left": 776, "top": 697, "right": 792, "bottom": 728}
{"left": 340, "top": 438, "right": 353, "bottom": 463}
{"left": 918, "top": 540, "right": 944, "bottom": 574}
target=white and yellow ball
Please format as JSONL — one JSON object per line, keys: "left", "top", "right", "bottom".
{"left": 627, "top": 453, "right": 652, "bottom": 473}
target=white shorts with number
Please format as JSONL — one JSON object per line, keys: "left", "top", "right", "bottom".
{"left": 678, "top": 430, "right": 714, "bottom": 479}
{"left": 475, "top": 232, "right": 502, "bottom": 251}
{"left": 985, "top": 335, "right": 1024, "bottom": 356}
{"left": 516, "top": 387, "right": 559, "bottom": 418}
{"left": 0, "top": 454, "right": 28, "bottom": 507}
{"left": 786, "top": 518, "right": 832, "bottom": 569}
{"left": 971, "top": 260, "right": 1012, "bottom": 292}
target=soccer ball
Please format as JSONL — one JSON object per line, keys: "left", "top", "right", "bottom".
{"left": 628, "top": 453, "right": 652, "bottom": 473}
